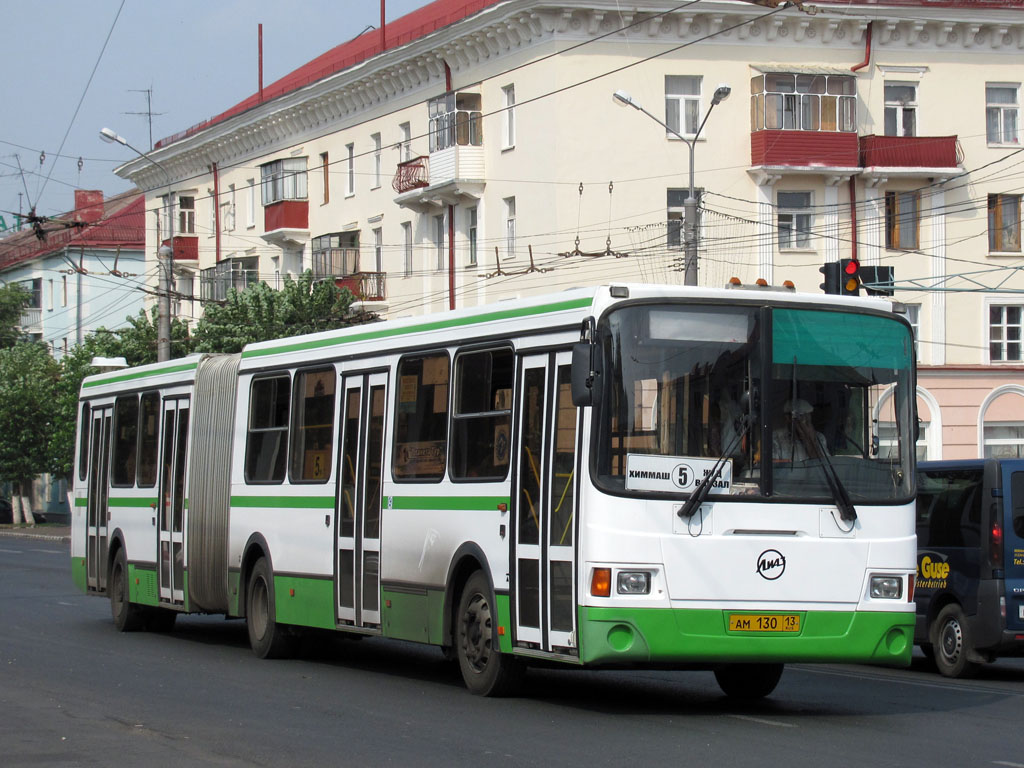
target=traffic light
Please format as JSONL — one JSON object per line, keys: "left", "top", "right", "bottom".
{"left": 858, "top": 265, "right": 895, "bottom": 296}
{"left": 819, "top": 261, "right": 841, "bottom": 294}
{"left": 840, "top": 257, "right": 861, "bottom": 296}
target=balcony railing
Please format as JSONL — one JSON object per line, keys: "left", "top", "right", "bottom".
{"left": 859, "top": 135, "right": 962, "bottom": 168}
{"left": 19, "top": 307, "right": 42, "bottom": 330}
{"left": 393, "top": 156, "right": 429, "bottom": 194}
{"left": 336, "top": 271, "right": 386, "bottom": 302}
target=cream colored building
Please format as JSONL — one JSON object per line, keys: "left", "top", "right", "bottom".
{"left": 111, "top": 0, "right": 1024, "bottom": 459}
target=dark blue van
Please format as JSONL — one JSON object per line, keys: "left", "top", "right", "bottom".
{"left": 914, "top": 459, "right": 1024, "bottom": 677}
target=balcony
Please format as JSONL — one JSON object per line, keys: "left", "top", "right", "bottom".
{"left": 393, "top": 156, "right": 429, "bottom": 194}
{"left": 262, "top": 200, "right": 309, "bottom": 247}
{"left": 162, "top": 235, "right": 198, "bottom": 262}
{"left": 750, "top": 130, "right": 861, "bottom": 171}
{"left": 859, "top": 135, "right": 962, "bottom": 179}
{"left": 335, "top": 271, "right": 387, "bottom": 303}
{"left": 19, "top": 306, "right": 42, "bottom": 331}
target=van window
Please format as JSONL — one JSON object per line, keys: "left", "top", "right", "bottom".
{"left": 916, "top": 468, "right": 983, "bottom": 548}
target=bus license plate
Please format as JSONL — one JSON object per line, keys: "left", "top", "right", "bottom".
{"left": 728, "top": 614, "right": 801, "bottom": 632}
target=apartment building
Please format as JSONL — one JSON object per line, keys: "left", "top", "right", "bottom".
{"left": 110, "top": 0, "right": 1024, "bottom": 458}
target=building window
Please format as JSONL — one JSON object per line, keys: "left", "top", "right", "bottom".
{"left": 402, "top": 221, "right": 413, "bottom": 277}
{"left": 987, "top": 84, "right": 1020, "bottom": 145}
{"left": 905, "top": 303, "right": 921, "bottom": 359}
{"left": 346, "top": 144, "right": 355, "bottom": 196}
{"left": 321, "top": 152, "right": 330, "bottom": 204}
{"left": 502, "top": 84, "right": 516, "bottom": 149}
{"left": 399, "top": 122, "right": 412, "bottom": 162}
{"left": 21, "top": 277, "right": 42, "bottom": 308}
{"left": 984, "top": 422, "right": 1024, "bottom": 458}
{"left": 61, "top": 275, "right": 67, "bottom": 307}
{"left": 246, "top": 179, "right": 256, "bottom": 227}
{"left": 879, "top": 420, "right": 929, "bottom": 461}
{"left": 884, "top": 83, "right": 917, "bottom": 137}
{"left": 989, "top": 193, "right": 1021, "bottom": 252}
{"left": 312, "top": 232, "right": 359, "bottom": 278}
{"left": 885, "top": 191, "right": 919, "bottom": 250}
{"left": 504, "top": 197, "right": 516, "bottom": 258}
{"left": 990, "top": 304, "right": 1023, "bottom": 362}
{"left": 177, "top": 195, "right": 196, "bottom": 234}
{"left": 467, "top": 207, "right": 478, "bottom": 266}
{"left": 667, "top": 189, "right": 701, "bottom": 250}
{"left": 200, "top": 256, "right": 259, "bottom": 302}
{"left": 751, "top": 72, "right": 856, "bottom": 132}
{"left": 207, "top": 189, "right": 216, "bottom": 236}
{"left": 225, "top": 184, "right": 236, "bottom": 231}
{"left": 665, "top": 76, "right": 701, "bottom": 137}
{"left": 373, "top": 227, "right": 383, "bottom": 272}
{"left": 434, "top": 214, "right": 446, "bottom": 271}
{"left": 371, "top": 134, "right": 382, "bottom": 188}
{"left": 428, "top": 91, "right": 482, "bottom": 152}
{"left": 777, "top": 191, "right": 813, "bottom": 249}
{"left": 260, "top": 158, "right": 307, "bottom": 205}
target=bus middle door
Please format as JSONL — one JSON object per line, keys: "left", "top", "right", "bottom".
{"left": 157, "top": 397, "right": 189, "bottom": 605}
{"left": 513, "top": 351, "right": 579, "bottom": 655}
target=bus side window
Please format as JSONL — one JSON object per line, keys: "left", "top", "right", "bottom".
{"left": 137, "top": 392, "right": 160, "bottom": 487}
{"left": 245, "top": 375, "right": 291, "bottom": 483}
{"left": 289, "top": 368, "right": 336, "bottom": 483}
{"left": 78, "top": 403, "right": 91, "bottom": 481}
{"left": 450, "top": 348, "right": 513, "bottom": 480}
{"left": 111, "top": 395, "right": 139, "bottom": 487}
{"left": 393, "top": 352, "right": 449, "bottom": 480}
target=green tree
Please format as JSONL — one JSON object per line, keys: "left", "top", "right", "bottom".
{"left": 191, "top": 270, "right": 370, "bottom": 354}
{"left": 0, "top": 342, "right": 60, "bottom": 521}
{"left": 0, "top": 282, "right": 30, "bottom": 349}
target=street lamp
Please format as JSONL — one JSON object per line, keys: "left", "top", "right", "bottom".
{"left": 614, "top": 85, "right": 731, "bottom": 286}
{"left": 100, "top": 127, "right": 174, "bottom": 362}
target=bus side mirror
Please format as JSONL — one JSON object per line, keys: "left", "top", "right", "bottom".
{"left": 571, "top": 342, "right": 598, "bottom": 407}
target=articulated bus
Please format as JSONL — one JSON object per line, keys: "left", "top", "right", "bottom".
{"left": 71, "top": 283, "right": 918, "bottom": 698}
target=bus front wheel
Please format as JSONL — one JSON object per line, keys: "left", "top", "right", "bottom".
{"left": 110, "top": 548, "right": 145, "bottom": 632}
{"left": 714, "top": 663, "right": 784, "bottom": 700}
{"left": 246, "top": 558, "right": 293, "bottom": 659}
{"left": 931, "top": 604, "right": 979, "bottom": 678}
{"left": 456, "top": 571, "right": 523, "bottom": 696}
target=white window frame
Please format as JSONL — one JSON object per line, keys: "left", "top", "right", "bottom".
{"left": 402, "top": 221, "right": 413, "bottom": 277}
{"left": 467, "top": 207, "right": 478, "bottom": 267}
{"left": 346, "top": 143, "right": 355, "bottom": 197}
{"left": 260, "top": 158, "right": 307, "bottom": 205}
{"left": 987, "top": 300, "right": 1024, "bottom": 363}
{"left": 983, "top": 421, "right": 1024, "bottom": 458}
{"left": 504, "top": 197, "right": 516, "bottom": 259}
{"left": 434, "top": 214, "right": 446, "bottom": 271}
{"left": 399, "top": 122, "right": 412, "bottom": 162}
{"left": 502, "top": 84, "right": 516, "bottom": 149}
{"left": 905, "top": 303, "right": 921, "bottom": 360}
{"left": 373, "top": 227, "right": 383, "bottom": 272}
{"left": 372, "top": 133, "right": 382, "bottom": 189}
{"left": 986, "top": 83, "right": 1020, "bottom": 146}
{"left": 665, "top": 75, "right": 702, "bottom": 138}
{"left": 777, "top": 191, "right": 813, "bottom": 250}
{"left": 246, "top": 179, "right": 256, "bottom": 228}
{"left": 884, "top": 82, "right": 918, "bottom": 137}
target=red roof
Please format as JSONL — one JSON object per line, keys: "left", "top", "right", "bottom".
{"left": 0, "top": 190, "right": 145, "bottom": 271}
{"left": 156, "top": 0, "right": 503, "bottom": 149}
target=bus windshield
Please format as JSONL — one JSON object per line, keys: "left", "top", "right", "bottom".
{"left": 593, "top": 302, "right": 915, "bottom": 504}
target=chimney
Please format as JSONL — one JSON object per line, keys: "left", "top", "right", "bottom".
{"left": 74, "top": 190, "right": 105, "bottom": 224}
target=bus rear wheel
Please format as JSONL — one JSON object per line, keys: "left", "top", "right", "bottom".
{"left": 246, "top": 558, "right": 293, "bottom": 659}
{"left": 714, "top": 663, "right": 784, "bottom": 700}
{"left": 456, "top": 571, "right": 523, "bottom": 696}
{"left": 110, "top": 548, "right": 144, "bottom": 632}
{"left": 931, "top": 604, "right": 980, "bottom": 678}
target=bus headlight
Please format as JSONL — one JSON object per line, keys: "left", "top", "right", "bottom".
{"left": 617, "top": 571, "right": 651, "bottom": 595}
{"left": 869, "top": 575, "right": 903, "bottom": 599}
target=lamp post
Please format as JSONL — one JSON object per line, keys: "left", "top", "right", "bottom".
{"left": 614, "top": 85, "right": 731, "bottom": 286}
{"left": 100, "top": 127, "right": 174, "bottom": 362}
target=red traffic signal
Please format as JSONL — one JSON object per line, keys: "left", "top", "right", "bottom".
{"left": 840, "top": 258, "right": 861, "bottom": 295}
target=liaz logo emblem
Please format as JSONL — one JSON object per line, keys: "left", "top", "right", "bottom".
{"left": 756, "top": 549, "right": 786, "bottom": 580}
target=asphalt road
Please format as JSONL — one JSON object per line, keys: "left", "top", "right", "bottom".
{"left": 3, "top": 536, "right": 1024, "bottom": 767}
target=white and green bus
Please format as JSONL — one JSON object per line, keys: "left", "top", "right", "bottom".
{"left": 71, "top": 283, "right": 917, "bottom": 698}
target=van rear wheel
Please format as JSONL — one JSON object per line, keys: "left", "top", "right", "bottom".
{"left": 931, "top": 604, "right": 980, "bottom": 678}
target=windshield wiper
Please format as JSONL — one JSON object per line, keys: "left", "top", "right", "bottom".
{"left": 678, "top": 413, "right": 750, "bottom": 519}
{"left": 812, "top": 444, "right": 858, "bottom": 523}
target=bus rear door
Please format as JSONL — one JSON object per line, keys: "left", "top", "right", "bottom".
{"left": 86, "top": 405, "right": 112, "bottom": 591}
{"left": 1000, "top": 460, "right": 1024, "bottom": 631}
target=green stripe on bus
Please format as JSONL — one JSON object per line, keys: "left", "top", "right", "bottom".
{"left": 74, "top": 497, "right": 87, "bottom": 507}
{"left": 82, "top": 361, "right": 198, "bottom": 388}
{"left": 108, "top": 497, "right": 159, "bottom": 508}
{"left": 231, "top": 495, "right": 335, "bottom": 509}
{"left": 242, "top": 297, "right": 593, "bottom": 359}
{"left": 387, "top": 496, "right": 510, "bottom": 511}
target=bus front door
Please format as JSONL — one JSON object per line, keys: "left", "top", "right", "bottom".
{"left": 514, "top": 351, "right": 579, "bottom": 654}
{"left": 336, "top": 372, "right": 388, "bottom": 630}
{"left": 157, "top": 398, "right": 189, "bottom": 605}
{"left": 86, "top": 406, "right": 112, "bottom": 591}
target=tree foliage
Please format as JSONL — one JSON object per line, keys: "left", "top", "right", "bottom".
{"left": 0, "top": 282, "right": 30, "bottom": 349}
{"left": 191, "top": 271, "right": 364, "bottom": 354}
{"left": 0, "top": 342, "right": 61, "bottom": 484}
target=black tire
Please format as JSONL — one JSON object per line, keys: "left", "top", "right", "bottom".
{"left": 456, "top": 571, "right": 523, "bottom": 696}
{"left": 246, "top": 557, "right": 293, "bottom": 659}
{"left": 110, "top": 548, "right": 144, "bottom": 632}
{"left": 930, "top": 604, "right": 980, "bottom": 678}
{"left": 145, "top": 607, "right": 177, "bottom": 633}
{"left": 714, "top": 663, "right": 784, "bottom": 700}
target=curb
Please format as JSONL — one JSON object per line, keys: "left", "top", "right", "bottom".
{"left": 0, "top": 528, "right": 71, "bottom": 542}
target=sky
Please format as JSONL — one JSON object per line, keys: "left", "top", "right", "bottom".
{"left": 0, "top": 0, "right": 428, "bottom": 228}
